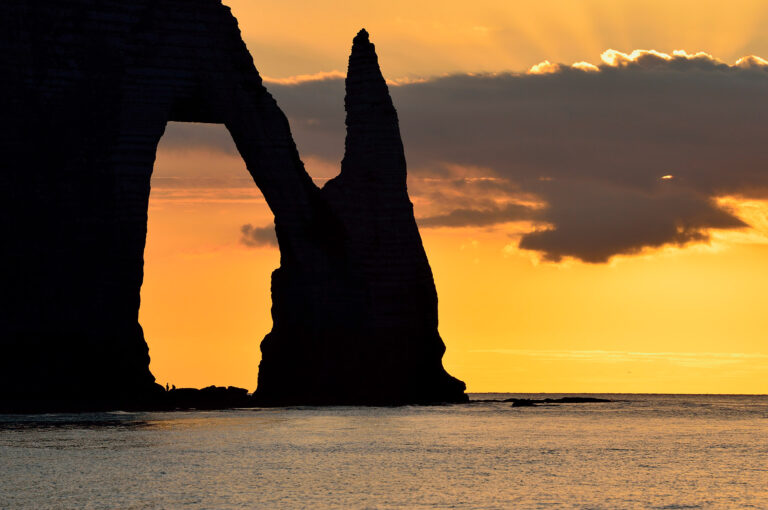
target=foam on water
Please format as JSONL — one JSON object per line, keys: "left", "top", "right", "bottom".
{"left": 1, "top": 394, "right": 767, "bottom": 508}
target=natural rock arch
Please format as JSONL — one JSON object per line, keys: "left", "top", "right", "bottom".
{"left": 1, "top": 0, "right": 466, "bottom": 408}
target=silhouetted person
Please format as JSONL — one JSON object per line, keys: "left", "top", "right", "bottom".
{"left": 165, "top": 383, "right": 169, "bottom": 392}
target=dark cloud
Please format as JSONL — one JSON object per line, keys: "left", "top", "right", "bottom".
{"left": 161, "top": 122, "right": 239, "bottom": 155}
{"left": 518, "top": 181, "right": 747, "bottom": 263}
{"left": 386, "top": 57, "right": 768, "bottom": 200}
{"left": 240, "top": 224, "right": 277, "bottom": 247}
{"left": 418, "top": 202, "right": 537, "bottom": 228}
{"left": 162, "top": 50, "right": 768, "bottom": 262}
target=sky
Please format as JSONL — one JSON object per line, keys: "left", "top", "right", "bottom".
{"left": 141, "top": 0, "right": 768, "bottom": 394}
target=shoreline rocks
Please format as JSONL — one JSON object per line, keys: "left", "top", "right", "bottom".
{"left": 507, "top": 397, "right": 613, "bottom": 407}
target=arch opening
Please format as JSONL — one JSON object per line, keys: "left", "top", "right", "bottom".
{"left": 141, "top": 122, "right": 278, "bottom": 390}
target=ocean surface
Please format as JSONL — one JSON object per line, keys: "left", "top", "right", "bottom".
{"left": 1, "top": 394, "right": 766, "bottom": 509}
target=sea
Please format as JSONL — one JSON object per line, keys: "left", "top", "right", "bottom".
{"left": 1, "top": 394, "right": 766, "bottom": 509}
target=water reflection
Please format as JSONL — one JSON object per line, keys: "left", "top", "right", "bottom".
{"left": 1, "top": 395, "right": 767, "bottom": 508}
{"left": 0, "top": 414, "right": 152, "bottom": 431}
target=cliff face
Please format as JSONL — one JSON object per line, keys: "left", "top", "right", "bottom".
{"left": 0, "top": 1, "right": 465, "bottom": 407}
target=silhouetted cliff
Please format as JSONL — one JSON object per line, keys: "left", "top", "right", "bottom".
{"left": 0, "top": 1, "right": 465, "bottom": 410}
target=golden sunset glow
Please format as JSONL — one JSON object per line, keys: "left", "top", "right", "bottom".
{"left": 225, "top": 0, "right": 768, "bottom": 79}
{"left": 140, "top": 1, "right": 768, "bottom": 394}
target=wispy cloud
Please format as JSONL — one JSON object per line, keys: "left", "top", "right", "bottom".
{"left": 469, "top": 349, "right": 768, "bottom": 368}
{"left": 149, "top": 188, "right": 267, "bottom": 204}
{"left": 263, "top": 70, "right": 346, "bottom": 85}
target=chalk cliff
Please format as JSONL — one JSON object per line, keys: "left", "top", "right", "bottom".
{"left": 0, "top": 1, "right": 466, "bottom": 409}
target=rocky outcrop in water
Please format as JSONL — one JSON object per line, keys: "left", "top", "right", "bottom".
{"left": 0, "top": 1, "right": 465, "bottom": 410}
{"left": 507, "top": 397, "right": 612, "bottom": 407}
{"left": 254, "top": 30, "right": 467, "bottom": 405}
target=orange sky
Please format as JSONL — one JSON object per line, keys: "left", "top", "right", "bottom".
{"left": 140, "top": 1, "right": 768, "bottom": 394}
{"left": 226, "top": 0, "right": 768, "bottom": 79}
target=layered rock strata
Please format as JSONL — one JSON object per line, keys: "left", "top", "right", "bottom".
{"left": 0, "top": 1, "right": 466, "bottom": 409}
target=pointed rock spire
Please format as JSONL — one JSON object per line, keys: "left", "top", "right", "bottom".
{"left": 353, "top": 27, "right": 370, "bottom": 44}
{"left": 302, "top": 30, "right": 468, "bottom": 405}
{"left": 341, "top": 28, "right": 406, "bottom": 189}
